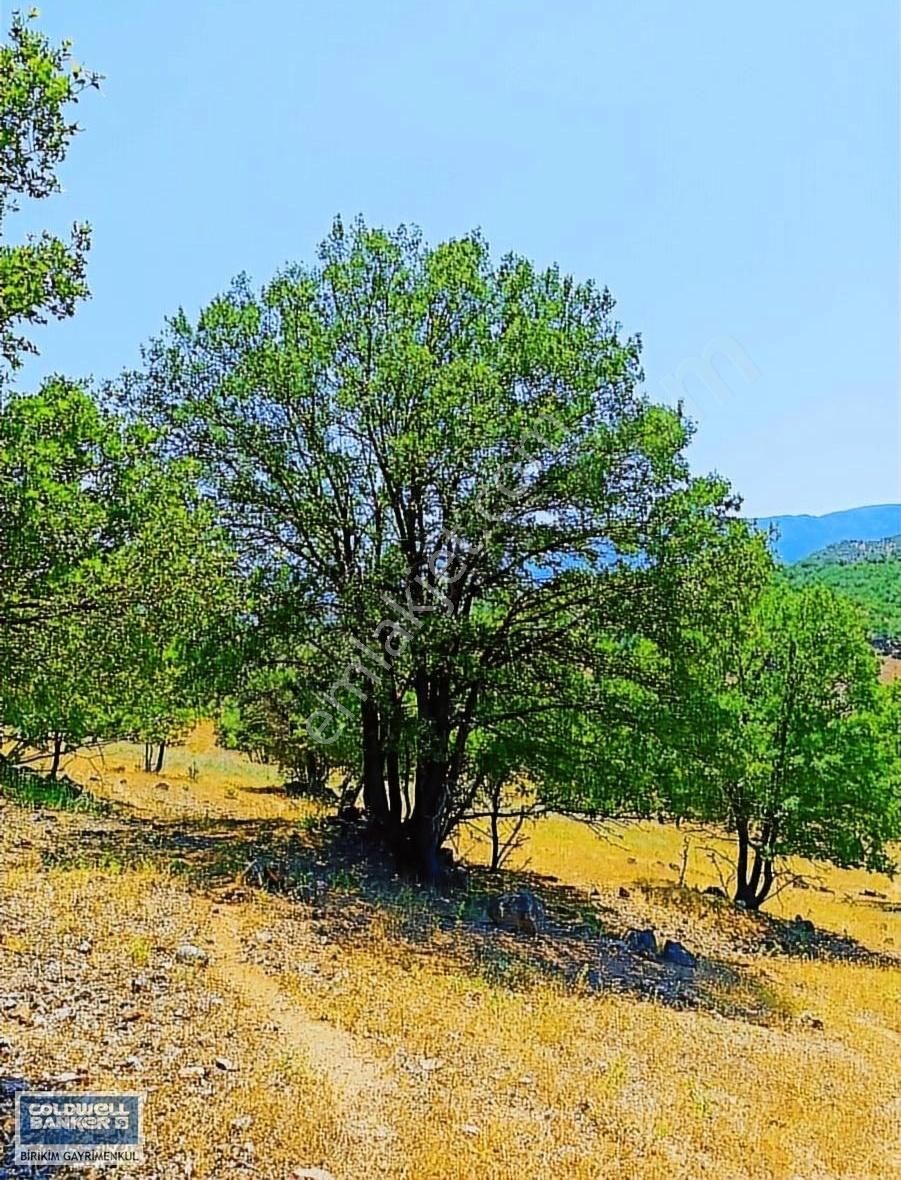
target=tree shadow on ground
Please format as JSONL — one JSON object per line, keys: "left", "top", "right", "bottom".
{"left": 639, "top": 881, "right": 899, "bottom": 967}
{"left": 31, "top": 805, "right": 899, "bottom": 1028}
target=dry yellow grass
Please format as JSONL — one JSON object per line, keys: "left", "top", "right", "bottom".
{"left": 2, "top": 729, "right": 899, "bottom": 1179}
{"left": 881, "top": 656, "right": 901, "bottom": 684}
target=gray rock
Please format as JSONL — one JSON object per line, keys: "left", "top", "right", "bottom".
{"left": 487, "top": 890, "right": 544, "bottom": 936}
{"left": 625, "top": 928, "right": 658, "bottom": 957}
{"left": 661, "top": 939, "right": 697, "bottom": 968}
{"left": 290, "top": 1170, "right": 337, "bottom": 1180}
{"left": 175, "top": 943, "right": 210, "bottom": 967}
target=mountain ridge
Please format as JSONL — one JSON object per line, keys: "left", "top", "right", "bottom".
{"left": 753, "top": 503, "right": 901, "bottom": 564}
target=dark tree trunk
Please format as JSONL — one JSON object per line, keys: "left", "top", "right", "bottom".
{"left": 154, "top": 741, "right": 167, "bottom": 774}
{"left": 733, "top": 820, "right": 776, "bottom": 910}
{"left": 408, "top": 760, "right": 446, "bottom": 883}
{"left": 381, "top": 693, "right": 405, "bottom": 838}
{"left": 405, "top": 667, "right": 452, "bottom": 882}
{"left": 143, "top": 743, "right": 153, "bottom": 773}
{"left": 385, "top": 747, "right": 402, "bottom": 825}
{"left": 489, "top": 796, "right": 501, "bottom": 872}
{"left": 361, "top": 698, "right": 388, "bottom": 829}
{"left": 49, "top": 734, "right": 63, "bottom": 781}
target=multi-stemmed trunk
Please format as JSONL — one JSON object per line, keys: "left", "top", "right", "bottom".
{"left": 142, "top": 741, "right": 167, "bottom": 774}
{"left": 733, "top": 818, "right": 776, "bottom": 909}
{"left": 358, "top": 666, "right": 458, "bottom": 883}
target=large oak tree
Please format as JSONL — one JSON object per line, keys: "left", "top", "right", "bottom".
{"left": 127, "top": 217, "right": 746, "bottom": 879}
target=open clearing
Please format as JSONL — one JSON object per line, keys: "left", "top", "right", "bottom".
{"left": 1, "top": 725, "right": 899, "bottom": 1180}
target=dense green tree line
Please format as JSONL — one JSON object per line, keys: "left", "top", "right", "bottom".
{"left": 1, "top": 12, "right": 898, "bottom": 905}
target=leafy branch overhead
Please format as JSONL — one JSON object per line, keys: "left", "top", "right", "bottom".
{"left": 0, "top": 8, "right": 101, "bottom": 379}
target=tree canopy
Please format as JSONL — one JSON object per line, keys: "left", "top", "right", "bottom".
{"left": 657, "top": 572, "right": 900, "bottom": 907}
{"left": 126, "top": 216, "right": 763, "bottom": 878}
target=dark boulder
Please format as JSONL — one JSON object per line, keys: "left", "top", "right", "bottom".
{"left": 661, "top": 939, "right": 698, "bottom": 968}
{"left": 487, "top": 890, "right": 544, "bottom": 936}
{"left": 625, "top": 928, "right": 658, "bottom": 957}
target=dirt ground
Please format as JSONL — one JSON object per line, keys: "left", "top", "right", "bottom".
{"left": 1, "top": 726, "right": 899, "bottom": 1179}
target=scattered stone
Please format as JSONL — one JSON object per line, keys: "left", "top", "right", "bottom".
{"left": 290, "top": 1170, "right": 336, "bottom": 1180}
{"left": 618, "top": 886, "right": 631, "bottom": 899}
{"left": 123, "top": 1056, "right": 144, "bottom": 1070}
{"left": 131, "top": 974, "right": 151, "bottom": 993}
{"left": 178, "top": 1065, "right": 207, "bottom": 1080}
{"left": 215, "top": 1056, "right": 239, "bottom": 1072}
{"left": 792, "top": 916, "right": 815, "bottom": 935}
{"left": 461, "top": 1123, "right": 481, "bottom": 1135}
{"left": 230, "top": 1115, "right": 253, "bottom": 1132}
{"left": 175, "top": 944, "right": 210, "bottom": 967}
{"left": 800, "top": 1012, "right": 824, "bottom": 1030}
{"left": 487, "top": 890, "right": 544, "bottom": 936}
{"left": 419, "top": 1057, "right": 444, "bottom": 1073}
{"left": 625, "top": 928, "right": 658, "bottom": 957}
{"left": 51, "top": 1071, "right": 82, "bottom": 1084}
{"left": 9, "top": 1002, "right": 33, "bottom": 1026}
{"left": 155, "top": 782, "right": 170, "bottom": 791}
{"left": 703, "top": 886, "right": 727, "bottom": 899}
{"left": 77, "top": 939, "right": 92, "bottom": 954}
{"left": 661, "top": 940, "right": 698, "bottom": 968}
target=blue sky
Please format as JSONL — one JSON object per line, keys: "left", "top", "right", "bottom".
{"left": 11, "top": 0, "right": 899, "bottom": 517}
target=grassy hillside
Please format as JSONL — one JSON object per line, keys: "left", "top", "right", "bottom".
{"left": 785, "top": 536, "right": 901, "bottom": 644}
{"left": 1, "top": 727, "right": 899, "bottom": 1180}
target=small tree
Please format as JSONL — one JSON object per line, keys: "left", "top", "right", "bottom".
{"left": 662, "top": 577, "right": 901, "bottom": 908}
{"left": 0, "top": 381, "right": 236, "bottom": 768}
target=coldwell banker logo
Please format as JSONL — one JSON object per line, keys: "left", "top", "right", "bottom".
{"left": 14, "top": 1091, "right": 144, "bottom": 1168}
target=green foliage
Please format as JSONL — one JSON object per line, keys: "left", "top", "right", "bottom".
{"left": 126, "top": 216, "right": 747, "bottom": 874}
{"left": 0, "top": 379, "right": 237, "bottom": 764}
{"left": 784, "top": 537, "right": 901, "bottom": 643}
{"left": 0, "top": 754, "right": 103, "bottom": 811}
{"left": 0, "top": 10, "right": 100, "bottom": 380}
{"left": 658, "top": 573, "right": 901, "bottom": 905}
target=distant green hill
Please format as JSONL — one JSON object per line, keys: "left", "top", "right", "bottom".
{"left": 785, "top": 536, "right": 901, "bottom": 646}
